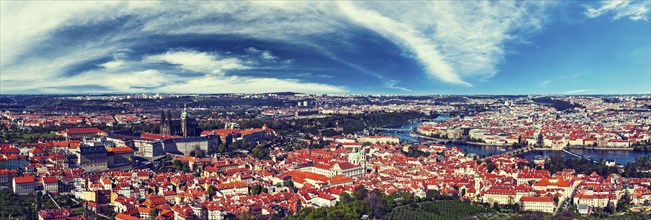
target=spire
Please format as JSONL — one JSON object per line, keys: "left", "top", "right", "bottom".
{"left": 181, "top": 103, "right": 188, "bottom": 119}
{"left": 161, "top": 109, "right": 166, "bottom": 124}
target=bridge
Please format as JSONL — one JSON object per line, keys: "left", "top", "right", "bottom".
{"left": 563, "top": 148, "right": 595, "bottom": 162}
{"left": 494, "top": 146, "right": 535, "bottom": 157}
{"left": 375, "top": 127, "right": 412, "bottom": 131}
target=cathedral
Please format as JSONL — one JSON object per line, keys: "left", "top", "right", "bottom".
{"left": 160, "top": 104, "right": 198, "bottom": 137}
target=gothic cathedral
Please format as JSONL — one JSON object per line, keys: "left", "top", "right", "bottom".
{"left": 160, "top": 104, "right": 198, "bottom": 137}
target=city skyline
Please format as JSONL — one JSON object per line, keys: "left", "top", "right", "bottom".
{"left": 1, "top": 1, "right": 650, "bottom": 95}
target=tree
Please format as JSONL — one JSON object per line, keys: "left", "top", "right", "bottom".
{"left": 485, "top": 159, "right": 497, "bottom": 173}
{"left": 352, "top": 185, "right": 368, "bottom": 201}
{"left": 250, "top": 184, "right": 263, "bottom": 195}
{"left": 305, "top": 208, "right": 327, "bottom": 219}
{"left": 340, "top": 192, "right": 354, "bottom": 204}
{"left": 283, "top": 179, "right": 294, "bottom": 188}
{"left": 35, "top": 191, "right": 42, "bottom": 211}
{"left": 617, "top": 190, "right": 632, "bottom": 212}
{"left": 173, "top": 160, "right": 183, "bottom": 169}
{"left": 217, "top": 144, "right": 226, "bottom": 153}
{"left": 207, "top": 185, "right": 216, "bottom": 198}
{"left": 365, "top": 190, "right": 387, "bottom": 219}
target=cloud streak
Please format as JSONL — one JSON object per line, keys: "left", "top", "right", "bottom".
{"left": 336, "top": 1, "right": 469, "bottom": 86}
{"left": 585, "top": 0, "right": 650, "bottom": 21}
{"left": 538, "top": 80, "right": 553, "bottom": 88}
{"left": 564, "top": 89, "right": 589, "bottom": 94}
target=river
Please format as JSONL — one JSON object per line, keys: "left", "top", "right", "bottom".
{"left": 380, "top": 116, "right": 651, "bottom": 165}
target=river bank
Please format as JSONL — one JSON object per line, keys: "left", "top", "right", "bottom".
{"left": 411, "top": 125, "right": 637, "bottom": 151}
{"left": 568, "top": 146, "right": 634, "bottom": 151}
{"left": 380, "top": 116, "right": 651, "bottom": 165}
{"left": 409, "top": 128, "right": 509, "bottom": 147}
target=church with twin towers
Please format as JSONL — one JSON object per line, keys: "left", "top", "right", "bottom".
{"left": 160, "top": 104, "right": 198, "bottom": 137}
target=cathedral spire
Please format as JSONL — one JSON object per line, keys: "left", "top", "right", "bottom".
{"left": 181, "top": 103, "right": 188, "bottom": 119}
{"left": 161, "top": 109, "right": 166, "bottom": 124}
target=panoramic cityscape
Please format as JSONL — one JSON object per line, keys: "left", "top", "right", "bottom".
{"left": 1, "top": 1, "right": 650, "bottom": 220}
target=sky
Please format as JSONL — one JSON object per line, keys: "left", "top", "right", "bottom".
{"left": 1, "top": 1, "right": 649, "bottom": 95}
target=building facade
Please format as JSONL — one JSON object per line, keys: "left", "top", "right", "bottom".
{"left": 13, "top": 176, "right": 35, "bottom": 195}
{"left": 76, "top": 144, "right": 108, "bottom": 172}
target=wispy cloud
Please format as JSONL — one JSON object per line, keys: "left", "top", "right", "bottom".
{"left": 339, "top": 1, "right": 551, "bottom": 86}
{"left": 564, "top": 89, "right": 589, "bottom": 94}
{"left": 336, "top": 1, "right": 469, "bottom": 87}
{"left": 585, "top": 0, "right": 650, "bottom": 21}
{"left": 538, "top": 80, "right": 553, "bottom": 88}
{"left": 384, "top": 80, "right": 412, "bottom": 92}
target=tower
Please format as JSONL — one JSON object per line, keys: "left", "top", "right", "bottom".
{"left": 181, "top": 103, "right": 188, "bottom": 137}
{"left": 348, "top": 147, "right": 367, "bottom": 171}
{"left": 160, "top": 109, "right": 169, "bottom": 135}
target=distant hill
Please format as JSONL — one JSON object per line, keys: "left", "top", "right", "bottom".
{"left": 263, "top": 92, "right": 304, "bottom": 96}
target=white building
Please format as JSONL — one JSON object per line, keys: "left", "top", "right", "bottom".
{"left": 13, "top": 176, "right": 36, "bottom": 195}
{"left": 519, "top": 196, "right": 555, "bottom": 213}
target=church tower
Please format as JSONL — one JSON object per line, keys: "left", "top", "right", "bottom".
{"left": 348, "top": 147, "right": 367, "bottom": 171}
{"left": 181, "top": 103, "right": 188, "bottom": 137}
{"left": 160, "top": 109, "right": 169, "bottom": 135}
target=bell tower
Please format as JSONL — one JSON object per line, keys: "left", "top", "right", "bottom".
{"left": 181, "top": 103, "right": 188, "bottom": 137}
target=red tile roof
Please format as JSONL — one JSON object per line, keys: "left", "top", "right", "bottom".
{"left": 65, "top": 127, "right": 102, "bottom": 135}
{"left": 115, "top": 213, "right": 140, "bottom": 220}
{"left": 42, "top": 176, "right": 58, "bottom": 183}
{"left": 14, "top": 176, "right": 35, "bottom": 184}
{"left": 108, "top": 147, "right": 135, "bottom": 153}
{"left": 520, "top": 196, "right": 554, "bottom": 203}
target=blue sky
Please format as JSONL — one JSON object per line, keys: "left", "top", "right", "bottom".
{"left": 1, "top": 1, "right": 649, "bottom": 94}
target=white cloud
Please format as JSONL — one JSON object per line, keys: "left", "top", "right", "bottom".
{"left": 245, "top": 47, "right": 279, "bottom": 62}
{"left": 0, "top": 48, "right": 346, "bottom": 94}
{"left": 585, "top": 0, "right": 650, "bottom": 21}
{"left": 100, "top": 60, "right": 126, "bottom": 69}
{"left": 384, "top": 80, "right": 412, "bottom": 92}
{"left": 159, "top": 76, "right": 347, "bottom": 94}
{"left": 261, "top": 51, "right": 278, "bottom": 61}
{"left": 0, "top": 1, "right": 122, "bottom": 66}
{"left": 0, "top": 1, "right": 554, "bottom": 93}
{"left": 336, "top": 1, "right": 469, "bottom": 86}
{"left": 145, "top": 50, "right": 249, "bottom": 74}
{"left": 335, "top": 1, "right": 550, "bottom": 86}
{"left": 1, "top": 68, "right": 173, "bottom": 94}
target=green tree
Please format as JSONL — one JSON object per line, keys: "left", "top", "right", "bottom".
{"left": 173, "top": 160, "right": 183, "bottom": 169}
{"left": 250, "top": 184, "right": 263, "bottom": 195}
{"left": 365, "top": 190, "right": 387, "bottom": 219}
{"left": 207, "top": 185, "right": 216, "bottom": 197}
{"left": 352, "top": 185, "right": 368, "bottom": 201}
{"left": 340, "top": 192, "right": 354, "bottom": 204}
{"left": 217, "top": 144, "right": 226, "bottom": 153}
